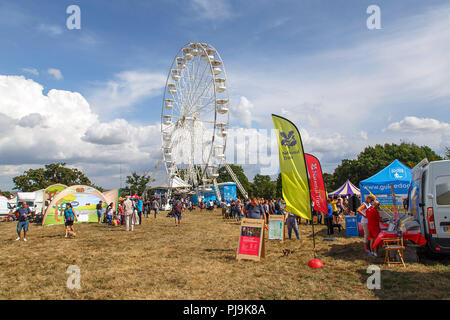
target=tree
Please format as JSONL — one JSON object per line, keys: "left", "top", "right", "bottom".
{"left": 252, "top": 174, "right": 276, "bottom": 199}
{"left": 12, "top": 162, "right": 102, "bottom": 192}
{"left": 217, "top": 165, "right": 250, "bottom": 199}
{"left": 446, "top": 147, "right": 450, "bottom": 160}
{"left": 275, "top": 173, "right": 282, "bottom": 198}
{"left": 328, "top": 143, "right": 442, "bottom": 191}
{"left": 0, "top": 190, "right": 14, "bottom": 198}
{"left": 122, "top": 171, "right": 152, "bottom": 196}
{"left": 323, "top": 173, "right": 335, "bottom": 191}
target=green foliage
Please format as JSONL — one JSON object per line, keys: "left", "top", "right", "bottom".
{"left": 122, "top": 172, "right": 152, "bottom": 197}
{"left": 327, "top": 143, "right": 442, "bottom": 191}
{"left": 217, "top": 165, "right": 250, "bottom": 199}
{"left": 252, "top": 174, "right": 276, "bottom": 199}
{"left": 12, "top": 162, "right": 100, "bottom": 192}
{"left": 446, "top": 147, "right": 450, "bottom": 160}
{"left": 322, "top": 173, "right": 334, "bottom": 191}
{"left": 275, "top": 173, "right": 282, "bottom": 198}
{"left": 0, "top": 190, "right": 14, "bottom": 198}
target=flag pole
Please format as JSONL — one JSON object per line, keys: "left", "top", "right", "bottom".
{"left": 311, "top": 213, "right": 317, "bottom": 259}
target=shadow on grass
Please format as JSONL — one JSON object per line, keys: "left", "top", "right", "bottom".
{"left": 356, "top": 267, "right": 450, "bottom": 299}
{"left": 321, "top": 241, "right": 374, "bottom": 263}
{"left": 307, "top": 225, "right": 349, "bottom": 240}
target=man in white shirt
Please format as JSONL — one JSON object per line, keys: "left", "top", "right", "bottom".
{"left": 123, "top": 196, "right": 135, "bottom": 231}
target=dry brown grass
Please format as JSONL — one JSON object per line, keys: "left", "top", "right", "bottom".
{"left": 0, "top": 209, "right": 449, "bottom": 300}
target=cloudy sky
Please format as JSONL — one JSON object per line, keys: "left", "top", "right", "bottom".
{"left": 0, "top": 0, "right": 449, "bottom": 190}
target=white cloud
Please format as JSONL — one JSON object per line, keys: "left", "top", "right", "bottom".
{"left": 38, "top": 24, "right": 63, "bottom": 36}
{"left": 232, "top": 96, "right": 254, "bottom": 128}
{"left": 87, "top": 71, "right": 166, "bottom": 113}
{"left": 385, "top": 116, "right": 450, "bottom": 133}
{"left": 0, "top": 75, "right": 162, "bottom": 190}
{"left": 190, "top": 0, "right": 233, "bottom": 21}
{"left": 22, "top": 68, "right": 39, "bottom": 76}
{"left": 48, "top": 68, "right": 63, "bottom": 80}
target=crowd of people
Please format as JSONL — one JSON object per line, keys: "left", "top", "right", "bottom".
{"left": 8, "top": 190, "right": 379, "bottom": 258}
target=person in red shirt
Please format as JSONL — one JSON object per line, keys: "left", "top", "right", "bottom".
{"left": 366, "top": 200, "right": 381, "bottom": 257}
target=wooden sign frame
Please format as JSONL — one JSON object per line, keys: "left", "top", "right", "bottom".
{"left": 268, "top": 215, "right": 285, "bottom": 241}
{"left": 236, "top": 218, "right": 265, "bottom": 261}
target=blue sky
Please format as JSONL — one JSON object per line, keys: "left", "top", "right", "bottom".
{"left": 0, "top": 0, "right": 449, "bottom": 190}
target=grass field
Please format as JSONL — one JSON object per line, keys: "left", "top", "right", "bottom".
{"left": 0, "top": 209, "right": 449, "bottom": 300}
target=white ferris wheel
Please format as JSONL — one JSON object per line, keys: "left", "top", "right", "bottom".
{"left": 161, "top": 42, "right": 230, "bottom": 198}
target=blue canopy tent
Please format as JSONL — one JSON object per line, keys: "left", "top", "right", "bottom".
{"left": 359, "top": 160, "right": 412, "bottom": 208}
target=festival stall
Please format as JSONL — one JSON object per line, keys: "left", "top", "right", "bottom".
{"left": 42, "top": 185, "right": 118, "bottom": 226}
{"left": 329, "top": 179, "right": 360, "bottom": 196}
{"left": 359, "top": 160, "right": 411, "bottom": 210}
{"left": 42, "top": 184, "right": 68, "bottom": 215}
{"left": 359, "top": 160, "right": 426, "bottom": 250}
{"left": 191, "top": 182, "right": 237, "bottom": 205}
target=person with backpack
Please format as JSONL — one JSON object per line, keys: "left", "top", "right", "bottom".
{"left": 243, "top": 197, "right": 267, "bottom": 229}
{"left": 64, "top": 203, "right": 77, "bottom": 238}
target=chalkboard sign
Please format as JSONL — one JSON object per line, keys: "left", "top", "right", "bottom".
{"left": 236, "top": 218, "right": 265, "bottom": 261}
{"left": 268, "top": 215, "right": 284, "bottom": 241}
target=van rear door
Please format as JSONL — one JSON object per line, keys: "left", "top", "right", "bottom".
{"left": 434, "top": 174, "right": 450, "bottom": 241}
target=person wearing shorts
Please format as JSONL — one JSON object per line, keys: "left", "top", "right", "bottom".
{"left": 13, "top": 202, "right": 31, "bottom": 241}
{"left": 357, "top": 194, "right": 375, "bottom": 255}
{"left": 64, "top": 203, "right": 77, "bottom": 238}
{"left": 173, "top": 200, "right": 183, "bottom": 227}
{"left": 96, "top": 201, "right": 103, "bottom": 224}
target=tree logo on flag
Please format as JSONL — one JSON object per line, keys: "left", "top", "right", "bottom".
{"left": 280, "top": 131, "right": 297, "bottom": 147}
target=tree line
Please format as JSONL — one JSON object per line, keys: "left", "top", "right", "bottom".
{"left": 3, "top": 143, "right": 448, "bottom": 198}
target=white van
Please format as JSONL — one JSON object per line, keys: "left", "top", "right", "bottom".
{"left": 17, "top": 190, "right": 44, "bottom": 215}
{"left": 0, "top": 196, "right": 15, "bottom": 216}
{"left": 409, "top": 159, "right": 450, "bottom": 254}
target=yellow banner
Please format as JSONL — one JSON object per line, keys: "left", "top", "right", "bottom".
{"left": 272, "top": 114, "right": 311, "bottom": 219}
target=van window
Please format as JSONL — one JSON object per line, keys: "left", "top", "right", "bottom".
{"left": 436, "top": 176, "right": 450, "bottom": 206}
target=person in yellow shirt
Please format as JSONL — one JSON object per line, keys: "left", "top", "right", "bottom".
{"left": 330, "top": 196, "right": 338, "bottom": 214}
